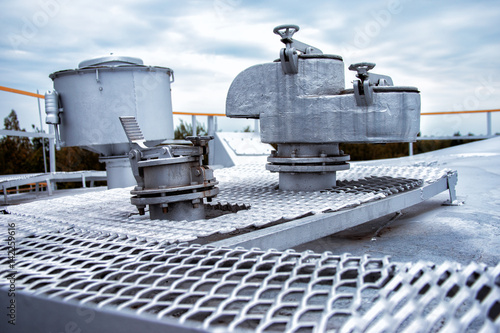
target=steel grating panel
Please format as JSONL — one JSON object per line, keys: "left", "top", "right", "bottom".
{"left": 1, "top": 242, "right": 498, "bottom": 332}
{"left": 2, "top": 165, "right": 450, "bottom": 245}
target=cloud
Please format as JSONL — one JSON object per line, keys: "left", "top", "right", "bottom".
{"left": 0, "top": 0, "right": 499, "bottom": 137}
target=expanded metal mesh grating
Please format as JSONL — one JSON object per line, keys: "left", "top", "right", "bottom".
{"left": 1, "top": 241, "right": 498, "bottom": 332}
{"left": 2, "top": 165, "right": 448, "bottom": 245}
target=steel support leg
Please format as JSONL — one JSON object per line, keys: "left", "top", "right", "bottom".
{"left": 442, "top": 171, "right": 463, "bottom": 206}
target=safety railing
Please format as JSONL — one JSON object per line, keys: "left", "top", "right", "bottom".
{"left": 408, "top": 109, "right": 500, "bottom": 155}
{"left": 421, "top": 109, "right": 498, "bottom": 137}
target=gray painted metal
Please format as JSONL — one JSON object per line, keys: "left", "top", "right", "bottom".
{"left": 211, "top": 173, "right": 450, "bottom": 250}
{"left": 78, "top": 55, "right": 144, "bottom": 67}
{"left": 48, "top": 56, "right": 175, "bottom": 156}
{"left": 1, "top": 242, "right": 498, "bottom": 332}
{"left": 0, "top": 291, "right": 207, "bottom": 333}
{"left": 99, "top": 156, "right": 137, "bottom": 189}
{"left": 2, "top": 139, "right": 499, "bottom": 333}
{"left": 226, "top": 60, "right": 420, "bottom": 144}
{"left": 273, "top": 24, "right": 323, "bottom": 74}
{"left": 226, "top": 25, "right": 421, "bottom": 191}
{"left": 1, "top": 164, "right": 449, "bottom": 245}
{"left": 120, "top": 116, "right": 219, "bottom": 221}
{"left": 267, "top": 143, "right": 350, "bottom": 191}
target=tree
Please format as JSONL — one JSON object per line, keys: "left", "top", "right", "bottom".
{"left": 174, "top": 120, "right": 207, "bottom": 139}
{"left": 0, "top": 110, "right": 33, "bottom": 174}
{"left": 27, "top": 124, "right": 50, "bottom": 173}
{"left": 0, "top": 110, "right": 104, "bottom": 177}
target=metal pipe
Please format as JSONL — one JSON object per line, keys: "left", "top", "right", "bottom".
{"left": 48, "top": 126, "right": 56, "bottom": 173}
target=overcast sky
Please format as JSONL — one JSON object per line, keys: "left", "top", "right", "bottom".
{"left": 1, "top": 0, "right": 499, "bottom": 136}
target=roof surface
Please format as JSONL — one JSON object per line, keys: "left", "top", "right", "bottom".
{"left": 295, "top": 137, "right": 500, "bottom": 267}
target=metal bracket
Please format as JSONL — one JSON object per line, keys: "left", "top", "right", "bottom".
{"left": 352, "top": 78, "right": 373, "bottom": 106}
{"left": 349, "top": 62, "right": 394, "bottom": 106}
{"left": 274, "top": 24, "right": 322, "bottom": 75}
{"left": 44, "top": 90, "right": 64, "bottom": 149}
{"left": 442, "top": 171, "right": 464, "bottom": 206}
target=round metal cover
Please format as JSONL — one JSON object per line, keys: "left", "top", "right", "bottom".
{"left": 78, "top": 55, "right": 144, "bottom": 68}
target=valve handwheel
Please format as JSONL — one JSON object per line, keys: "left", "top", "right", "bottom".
{"left": 273, "top": 24, "right": 300, "bottom": 40}
{"left": 349, "top": 62, "right": 376, "bottom": 79}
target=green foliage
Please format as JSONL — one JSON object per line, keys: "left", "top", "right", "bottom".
{"left": 0, "top": 110, "right": 33, "bottom": 174}
{"left": 242, "top": 125, "right": 252, "bottom": 132}
{"left": 0, "top": 110, "right": 104, "bottom": 176}
{"left": 174, "top": 120, "right": 208, "bottom": 139}
{"left": 341, "top": 136, "right": 481, "bottom": 161}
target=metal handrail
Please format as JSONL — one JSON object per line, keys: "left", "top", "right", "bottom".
{"left": 421, "top": 109, "right": 500, "bottom": 115}
{"left": 0, "top": 85, "right": 45, "bottom": 99}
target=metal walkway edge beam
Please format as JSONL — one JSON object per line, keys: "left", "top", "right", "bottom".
{"left": 0, "top": 290, "right": 206, "bottom": 333}
{"left": 211, "top": 173, "right": 454, "bottom": 250}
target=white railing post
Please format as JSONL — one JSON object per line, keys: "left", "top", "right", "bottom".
{"left": 207, "top": 116, "right": 215, "bottom": 136}
{"left": 207, "top": 116, "right": 215, "bottom": 165}
{"left": 487, "top": 112, "right": 492, "bottom": 136}
{"left": 191, "top": 115, "right": 197, "bottom": 136}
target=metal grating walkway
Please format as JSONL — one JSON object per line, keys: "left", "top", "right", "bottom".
{"left": 1, "top": 164, "right": 449, "bottom": 246}
{"left": 2, "top": 163, "right": 493, "bottom": 332}
{"left": 1, "top": 241, "right": 498, "bottom": 332}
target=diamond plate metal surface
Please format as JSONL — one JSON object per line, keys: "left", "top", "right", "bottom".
{"left": 1, "top": 241, "right": 498, "bottom": 332}
{"left": 2, "top": 164, "right": 450, "bottom": 245}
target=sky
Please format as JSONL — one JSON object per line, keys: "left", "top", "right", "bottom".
{"left": 1, "top": 0, "right": 499, "bottom": 137}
